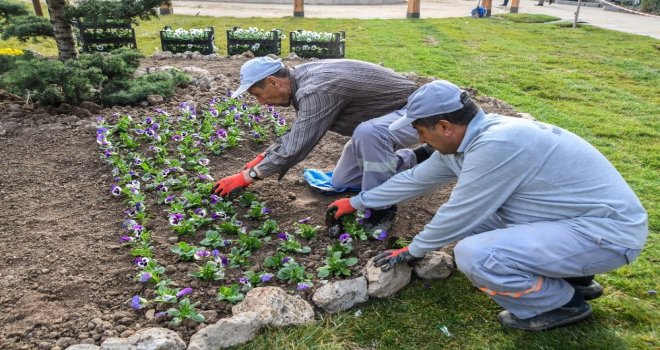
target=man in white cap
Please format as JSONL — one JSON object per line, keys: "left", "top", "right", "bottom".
{"left": 212, "top": 57, "right": 434, "bottom": 234}
{"left": 327, "top": 80, "right": 648, "bottom": 331}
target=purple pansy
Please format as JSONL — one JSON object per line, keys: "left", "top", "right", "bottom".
{"left": 131, "top": 225, "right": 144, "bottom": 235}
{"left": 281, "top": 257, "right": 292, "bottom": 264}
{"left": 210, "top": 194, "right": 220, "bottom": 204}
{"left": 131, "top": 295, "right": 145, "bottom": 310}
{"left": 195, "top": 250, "right": 210, "bottom": 259}
{"left": 338, "top": 233, "right": 352, "bottom": 244}
{"left": 194, "top": 208, "right": 207, "bottom": 217}
{"left": 119, "top": 236, "right": 133, "bottom": 243}
{"left": 110, "top": 184, "right": 121, "bottom": 196}
{"left": 171, "top": 134, "right": 183, "bottom": 142}
{"left": 261, "top": 207, "right": 271, "bottom": 215}
{"left": 138, "top": 273, "right": 152, "bottom": 283}
{"left": 176, "top": 287, "right": 193, "bottom": 298}
{"left": 277, "top": 232, "right": 289, "bottom": 240}
{"left": 216, "top": 128, "right": 227, "bottom": 139}
{"left": 134, "top": 257, "right": 149, "bottom": 268}
{"left": 164, "top": 195, "right": 175, "bottom": 204}
{"left": 260, "top": 274, "right": 273, "bottom": 283}
{"left": 198, "top": 158, "right": 210, "bottom": 166}
{"left": 296, "top": 282, "right": 312, "bottom": 291}
{"left": 298, "top": 217, "right": 311, "bottom": 224}
{"left": 238, "top": 276, "right": 249, "bottom": 285}
{"left": 375, "top": 229, "right": 388, "bottom": 241}
{"left": 168, "top": 213, "right": 184, "bottom": 226}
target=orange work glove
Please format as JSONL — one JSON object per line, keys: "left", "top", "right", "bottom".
{"left": 326, "top": 198, "right": 356, "bottom": 220}
{"left": 243, "top": 153, "right": 265, "bottom": 170}
{"left": 212, "top": 172, "right": 251, "bottom": 196}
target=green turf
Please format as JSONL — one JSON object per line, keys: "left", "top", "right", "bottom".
{"left": 2, "top": 12, "right": 658, "bottom": 349}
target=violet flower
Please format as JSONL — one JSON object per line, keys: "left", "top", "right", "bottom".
{"left": 131, "top": 225, "right": 144, "bottom": 235}
{"left": 219, "top": 255, "right": 229, "bottom": 266}
{"left": 298, "top": 217, "right": 311, "bottom": 224}
{"left": 210, "top": 194, "right": 220, "bottom": 204}
{"left": 296, "top": 282, "right": 312, "bottom": 291}
{"left": 261, "top": 207, "right": 271, "bottom": 215}
{"left": 216, "top": 128, "right": 227, "bottom": 139}
{"left": 198, "top": 174, "right": 214, "bottom": 181}
{"left": 155, "top": 311, "right": 168, "bottom": 319}
{"left": 171, "top": 134, "right": 183, "bottom": 142}
{"left": 176, "top": 287, "right": 193, "bottom": 298}
{"left": 195, "top": 250, "right": 210, "bottom": 260}
{"left": 138, "top": 272, "right": 152, "bottom": 283}
{"left": 168, "top": 213, "right": 184, "bottom": 226}
{"left": 198, "top": 158, "right": 210, "bottom": 166}
{"left": 134, "top": 257, "right": 149, "bottom": 268}
{"left": 238, "top": 276, "right": 249, "bottom": 285}
{"left": 374, "top": 229, "right": 388, "bottom": 241}
{"left": 119, "top": 236, "right": 133, "bottom": 243}
{"left": 164, "top": 195, "right": 175, "bottom": 204}
{"left": 134, "top": 202, "right": 145, "bottom": 212}
{"left": 260, "top": 274, "right": 273, "bottom": 283}
{"left": 110, "top": 184, "right": 121, "bottom": 196}
{"left": 130, "top": 295, "right": 145, "bottom": 310}
{"left": 211, "top": 249, "right": 219, "bottom": 258}
{"left": 277, "top": 232, "right": 289, "bottom": 240}
{"left": 194, "top": 208, "right": 207, "bottom": 217}
{"left": 144, "top": 117, "right": 153, "bottom": 125}
{"left": 338, "top": 233, "right": 352, "bottom": 244}
{"left": 281, "top": 257, "right": 292, "bottom": 264}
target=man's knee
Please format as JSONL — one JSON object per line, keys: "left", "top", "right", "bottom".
{"left": 454, "top": 237, "right": 489, "bottom": 276}
{"left": 352, "top": 121, "right": 376, "bottom": 141}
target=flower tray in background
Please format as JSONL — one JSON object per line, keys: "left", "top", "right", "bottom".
{"left": 76, "top": 20, "right": 137, "bottom": 53}
{"left": 160, "top": 26, "right": 216, "bottom": 55}
{"left": 227, "top": 27, "right": 282, "bottom": 57}
{"left": 289, "top": 30, "right": 345, "bottom": 59}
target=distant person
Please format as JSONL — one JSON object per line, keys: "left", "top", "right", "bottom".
{"left": 500, "top": 0, "right": 509, "bottom": 6}
{"left": 212, "top": 57, "right": 434, "bottom": 234}
{"left": 328, "top": 80, "right": 648, "bottom": 331}
{"left": 536, "top": 0, "right": 555, "bottom": 6}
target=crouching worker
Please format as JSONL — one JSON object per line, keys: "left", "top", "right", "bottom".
{"left": 327, "top": 80, "right": 648, "bottom": 331}
{"left": 212, "top": 57, "right": 434, "bottom": 234}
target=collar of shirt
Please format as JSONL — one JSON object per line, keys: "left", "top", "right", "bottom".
{"left": 286, "top": 67, "right": 299, "bottom": 111}
{"left": 456, "top": 109, "right": 486, "bottom": 153}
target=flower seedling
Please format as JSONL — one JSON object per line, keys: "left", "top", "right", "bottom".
{"left": 237, "top": 233, "right": 262, "bottom": 252}
{"left": 153, "top": 280, "right": 179, "bottom": 303}
{"left": 341, "top": 213, "right": 370, "bottom": 241}
{"left": 189, "top": 260, "right": 225, "bottom": 281}
{"left": 294, "top": 221, "right": 321, "bottom": 240}
{"left": 170, "top": 242, "right": 201, "bottom": 262}
{"left": 326, "top": 233, "right": 354, "bottom": 257}
{"left": 277, "top": 232, "right": 311, "bottom": 254}
{"left": 276, "top": 260, "right": 313, "bottom": 284}
{"left": 237, "top": 191, "right": 259, "bottom": 208}
{"left": 166, "top": 298, "right": 205, "bottom": 326}
{"left": 199, "top": 230, "right": 228, "bottom": 249}
{"left": 216, "top": 284, "right": 244, "bottom": 304}
{"left": 317, "top": 252, "right": 358, "bottom": 278}
{"left": 216, "top": 216, "right": 246, "bottom": 235}
{"left": 259, "top": 219, "right": 279, "bottom": 235}
{"left": 263, "top": 252, "right": 289, "bottom": 270}
{"left": 227, "top": 247, "right": 252, "bottom": 268}
{"left": 136, "top": 258, "right": 166, "bottom": 284}
{"left": 245, "top": 201, "right": 270, "bottom": 220}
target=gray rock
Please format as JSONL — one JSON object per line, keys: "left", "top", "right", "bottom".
{"left": 414, "top": 251, "right": 454, "bottom": 280}
{"left": 187, "top": 312, "right": 263, "bottom": 350}
{"left": 100, "top": 327, "right": 185, "bottom": 350}
{"left": 312, "top": 277, "right": 368, "bottom": 314}
{"left": 147, "top": 95, "right": 164, "bottom": 105}
{"left": 56, "top": 337, "right": 74, "bottom": 349}
{"left": 152, "top": 51, "right": 173, "bottom": 59}
{"left": 362, "top": 258, "right": 412, "bottom": 298}
{"left": 80, "top": 101, "right": 103, "bottom": 113}
{"left": 232, "top": 287, "right": 314, "bottom": 326}
{"left": 516, "top": 112, "right": 536, "bottom": 121}
{"left": 65, "top": 345, "right": 100, "bottom": 350}
{"left": 284, "top": 52, "right": 300, "bottom": 60}
{"left": 71, "top": 106, "right": 92, "bottom": 119}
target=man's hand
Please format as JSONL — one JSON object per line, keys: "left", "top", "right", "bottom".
{"left": 326, "top": 198, "right": 356, "bottom": 220}
{"left": 372, "top": 247, "right": 421, "bottom": 271}
{"left": 211, "top": 171, "right": 252, "bottom": 196}
{"left": 243, "top": 153, "right": 265, "bottom": 170}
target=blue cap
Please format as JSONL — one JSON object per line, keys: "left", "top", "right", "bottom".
{"left": 389, "top": 80, "right": 465, "bottom": 131}
{"left": 231, "top": 57, "right": 285, "bottom": 99}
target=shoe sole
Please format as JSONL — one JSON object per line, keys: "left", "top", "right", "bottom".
{"left": 498, "top": 305, "right": 593, "bottom": 332}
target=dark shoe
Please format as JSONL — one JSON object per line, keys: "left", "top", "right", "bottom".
{"left": 412, "top": 144, "right": 434, "bottom": 164}
{"left": 498, "top": 302, "right": 592, "bottom": 331}
{"left": 362, "top": 206, "right": 397, "bottom": 235}
{"left": 571, "top": 280, "right": 603, "bottom": 301}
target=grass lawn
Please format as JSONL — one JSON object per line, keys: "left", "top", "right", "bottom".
{"left": 3, "top": 12, "right": 658, "bottom": 349}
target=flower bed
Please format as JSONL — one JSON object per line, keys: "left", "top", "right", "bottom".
{"left": 289, "top": 30, "right": 345, "bottom": 59}
{"left": 0, "top": 48, "right": 24, "bottom": 56}
{"left": 76, "top": 20, "right": 137, "bottom": 53}
{"left": 226, "top": 26, "right": 283, "bottom": 57}
{"left": 95, "top": 95, "right": 395, "bottom": 327}
{"left": 160, "top": 26, "right": 216, "bottom": 55}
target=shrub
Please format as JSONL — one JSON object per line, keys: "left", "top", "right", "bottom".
{"left": 0, "top": 48, "right": 191, "bottom": 106}
{"left": 641, "top": 0, "right": 660, "bottom": 14}
{"left": 0, "top": 0, "right": 29, "bottom": 21}
{"left": 1, "top": 15, "right": 53, "bottom": 41}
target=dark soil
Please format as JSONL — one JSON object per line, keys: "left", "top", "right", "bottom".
{"left": 0, "top": 56, "right": 520, "bottom": 350}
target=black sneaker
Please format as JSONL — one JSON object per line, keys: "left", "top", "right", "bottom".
{"left": 362, "top": 206, "right": 397, "bottom": 236}
{"left": 571, "top": 280, "right": 604, "bottom": 301}
{"left": 498, "top": 302, "right": 592, "bottom": 331}
{"left": 411, "top": 144, "right": 434, "bottom": 164}
{"left": 564, "top": 276, "right": 603, "bottom": 301}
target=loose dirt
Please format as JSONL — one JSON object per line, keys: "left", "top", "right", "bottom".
{"left": 0, "top": 56, "right": 520, "bottom": 350}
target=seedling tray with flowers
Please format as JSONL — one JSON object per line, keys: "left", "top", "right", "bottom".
{"left": 226, "top": 26, "right": 283, "bottom": 57}
{"left": 76, "top": 19, "right": 137, "bottom": 53}
{"left": 289, "top": 30, "right": 346, "bottom": 59}
{"left": 160, "top": 26, "right": 216, "bottom": 55}
{"left": 96, "top": 94, "right": 399, "bottom": 328}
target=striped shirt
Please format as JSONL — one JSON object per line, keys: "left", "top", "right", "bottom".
{"left": 257, "top": 59, "right": 418, "bottom": 178}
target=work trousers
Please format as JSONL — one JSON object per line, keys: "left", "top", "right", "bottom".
{"left": 454, "top": 215, "right": 641, "bottom": 319}
{"left": 331, "top": 108, "right": 419, "bottom": 193}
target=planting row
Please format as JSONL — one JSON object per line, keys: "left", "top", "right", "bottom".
{"left": 96, "top": 96, "right": 392, "bottom": 326}
{"left": 77, "top": 22, "right": 346, "bottom": 58}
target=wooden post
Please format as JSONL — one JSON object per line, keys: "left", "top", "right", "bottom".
{"left": 482, "top": 0, "right": 492, "bottom": 17}
{"left": 407, "top": 0, "right": 420, "bottom": 19}
{"left": 510, "top": 0, "right": 520, "bottom": 13}
{"left": 160, "top": 0, "right": 173, "bottom": 15}
{"left": 32, "top": 0, "right": 43, "bottom": 17}
{"left": 294, "top": 0, "right": 304, "bottom": 17}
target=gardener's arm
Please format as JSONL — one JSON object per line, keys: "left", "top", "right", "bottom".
{"left": 406, "top": 139, "right": 533, "bottom": 257}
{"left": 349, "top": 153, "right": 458, "bottom": 210}
{"left": 256, "top": 92, "right": 346, "bottom": 179}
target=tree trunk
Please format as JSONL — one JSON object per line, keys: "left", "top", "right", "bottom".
{"left": 46, "top": 0, "right": 78, "bottom": 60}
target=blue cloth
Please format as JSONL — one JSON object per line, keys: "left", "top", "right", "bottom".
{"left": 303, "top": 169, "right": 360, "bottom": 194}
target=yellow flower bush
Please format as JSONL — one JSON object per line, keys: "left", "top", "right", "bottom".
{"left": 0, "top": 48, "right": 24, "bottom": 56}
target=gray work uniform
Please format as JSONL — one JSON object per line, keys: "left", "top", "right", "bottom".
{"left": 254, "top": 60, "right": 419, "bottom": 191}
{"left": 350, "top": 111, "right": 648, "bottom": 318}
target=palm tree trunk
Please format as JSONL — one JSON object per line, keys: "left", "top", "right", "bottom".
{"left": 46, "top": 0, "right": 78, "bottom": 60}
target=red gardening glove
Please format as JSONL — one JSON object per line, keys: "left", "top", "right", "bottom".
{"left": 326, "top": 198, "right": 356, "bottom": 220}
{"left": 243, "top": 153, "right": 265, "bottom": 170}
{"left": 372, "top": 247, "right": 422, "bottom": 271}
{"left": 212, "top": 172, "right": 251, "bottom": 196}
